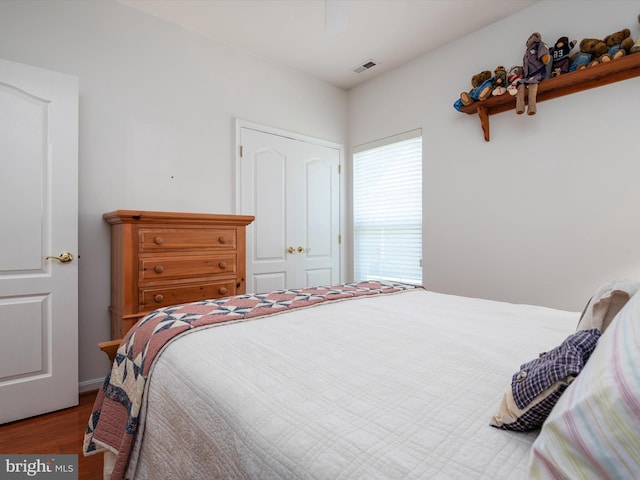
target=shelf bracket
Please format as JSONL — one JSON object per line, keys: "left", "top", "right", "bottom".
{"left": 477, "top": 105, "right": 490, "bottom": 142}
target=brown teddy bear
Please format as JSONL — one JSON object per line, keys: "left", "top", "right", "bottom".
{"left": 453, "top": 70, "right": 493, "bottom": 111}
{"left": 460, "top": 70, "right": 493, "bottom": 105}
{"left": 491, "top": 66, "right": 508, "bottom": 96}
{"left": 569, "top": 38, "right": 608, "bottom": 71}
{"left": 603, "top": 29, "right": 635, "bottom": 60}
{"left": 630, "top": 15, "right": 640, "bottom": 54}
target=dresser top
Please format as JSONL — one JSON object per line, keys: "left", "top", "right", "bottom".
{"left": 103, "top": 210, "right": 255, "bottom": 226}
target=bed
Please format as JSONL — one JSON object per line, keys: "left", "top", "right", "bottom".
{"left": 84, "top": 280, "right": 640, "bottom": 480}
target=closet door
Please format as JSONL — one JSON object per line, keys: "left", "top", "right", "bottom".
{"left": 238, "top": 126, "right": 341, "bottom": 293}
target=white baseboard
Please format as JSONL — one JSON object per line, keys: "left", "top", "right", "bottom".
{"left": 79, "top": 376, "right": 105, "bottom": 393}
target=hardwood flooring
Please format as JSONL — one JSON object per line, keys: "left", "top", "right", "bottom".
{"left": 0, "top": 391, "right": 103, "bottom": 479}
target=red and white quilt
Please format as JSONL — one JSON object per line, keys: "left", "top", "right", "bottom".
{"left": 83, "top": 281, "right": 419, "bottom": 480}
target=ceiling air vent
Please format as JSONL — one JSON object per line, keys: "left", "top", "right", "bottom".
{"left": 353, "top": 60, "right": 378, "bottom": 74}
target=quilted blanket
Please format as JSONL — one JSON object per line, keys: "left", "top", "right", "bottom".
{"left": 83, "top": 281, "right": 419, "bottom": 480}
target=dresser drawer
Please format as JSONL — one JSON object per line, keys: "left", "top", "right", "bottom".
{"left": 139, "top": 255, "right": 237, "bottom": 283}
{"left": 140, "top": 228, "right": 236, "bottom": 251}
{"left": 140, "top": 280, "right": 237, "bottom": 310}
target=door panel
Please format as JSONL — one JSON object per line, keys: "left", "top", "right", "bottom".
{"left": 254, "top": 148, "right": 286, "bottom": 261}
{"left": 239, "top": 127, "right": 340, "bottom": 292}
{"left": 305, "top": 268, "right": 332, "bottom": 288}
{"left": 0, "top": 83, "right": 47, "bottom": 271}
{"left": 0, "top": 298, "right": 45, "bottom": 379}
{"left": 253, "top": 272, "right": 287, "bottom": 294}
{"left": 305, "top": 158, "right": 335, "bottom": 259}
{"left": 0, "top": 58, "right": 78, "bottom": 424}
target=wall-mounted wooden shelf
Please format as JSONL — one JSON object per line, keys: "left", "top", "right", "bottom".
{"left": 460, "top": 53, "right": 640, "bottom": 141}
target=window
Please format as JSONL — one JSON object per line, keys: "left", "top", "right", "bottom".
{"left": 353, "top": 130, "right": 422, "bottom": 285}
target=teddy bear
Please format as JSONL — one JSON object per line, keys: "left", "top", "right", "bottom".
{"left": 550, "top": 36, "right": 576, "bottom": 77}
{"left": 506, "top": 65, "right": 523, "bottom": 95}
{"left": 516, "top": 32, "right": 550, "bottom": 115}
{"left": 569, "top": 38, "right": 608, "bottom": 71}
{"left": 453, "top": 70, "right": 493, "bottom": 111}
{"left": 603, "top": 28, "right": 635, "bottom": 60}
{"left": 491, "top": 65, "right": 508, "bottom": 96}
{"left": 631, "top": 15, "right": 640, "bottom": 54}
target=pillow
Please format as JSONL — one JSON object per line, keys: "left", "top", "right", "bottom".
{"left": 490, "top": 329, "right": 600, "bottom": 432}
{"left": 529, "top": 289, "right": 640, "bottom": 479}
{"left": 576, "top": 278, "right": 640, "bottom": 334}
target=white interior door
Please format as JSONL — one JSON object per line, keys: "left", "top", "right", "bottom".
{"left": 239, "top": 126, "right": 340, "bottom": 293}
{"left": 0, "top": 58, "right": 78, "bottom": 424}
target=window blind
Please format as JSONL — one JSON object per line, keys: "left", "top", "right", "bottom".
{"left": 353, "top": 131, "right": 422, "bottom": 285}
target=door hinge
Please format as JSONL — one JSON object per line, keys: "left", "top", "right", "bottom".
{"left": 338, "top": 164, "right": 342, "bottom": 174}
{"left": 240, "top": 145, "right": 243, "bottom": 158}
{"left": 338, "top": 234, "right": 342, "bottom": 244}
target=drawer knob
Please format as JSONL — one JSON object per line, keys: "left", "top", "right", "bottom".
{"left": 154, "top": 265, "right": 164, "bottom": 274}
{"left": 218, "top": 287, "right": 227, "bottom": 296}
{"left": 219, "top": 261, "right": 227, "bottom": 270}
{"left": 154, "top": 294, "right": 164, "bottom": 303}
{"left": 218, "top": 235, "right": 226, "bottom": 244}
{"left": 154, "top": 236, "right": 164, "bottom": 245}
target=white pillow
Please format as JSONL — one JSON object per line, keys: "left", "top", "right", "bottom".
{"left": 529, "top": 289, "right": 640, "bottom": 478}
{"left": 576, "top": 278, "right": 640, "bottom": 333}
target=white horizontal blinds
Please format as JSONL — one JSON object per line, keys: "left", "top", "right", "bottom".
{"left": 353, "top": 131, "right": 422, "bottom": 285}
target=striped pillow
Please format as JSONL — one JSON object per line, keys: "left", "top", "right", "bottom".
{"left": 529, "top": 290, "right": 640, "bottom": 479}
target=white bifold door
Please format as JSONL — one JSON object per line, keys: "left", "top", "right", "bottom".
{"left": 238, "top": 126, "right": 341, "bottom": 294}
{"left": 0, "top": 58, "right": 78, "bottom": 423}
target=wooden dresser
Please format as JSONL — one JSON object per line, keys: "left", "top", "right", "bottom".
{"left": 99, "top": 210, "right": 254, "bottom": 360}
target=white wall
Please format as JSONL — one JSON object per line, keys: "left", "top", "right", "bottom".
{"left": 0, "top": 0, "right": 347, "bottom": 389}
{"left": 349, "top": 0, "right": 640, "bottom": 311}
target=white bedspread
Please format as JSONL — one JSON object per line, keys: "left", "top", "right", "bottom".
{"left": 124, "top": 289, "right": 577, "bottom": 480}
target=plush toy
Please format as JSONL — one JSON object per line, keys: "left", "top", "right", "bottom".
{"left": 550, "top": 36, "right": 576, "bottom": 77}
{"left": 631, "top": 15, "right": 640, "bottom": 54}
{"left": 506, "top": 65, "right": 523, "bottom": 96}
{"left": 516, "top": 32, "right": 550, "bottom": 115}
{"left": 603, "top": 29, "right": 635, "bottom": 60}
{"left": 491, "top": 65, "right": 508, "bottom": 96}
{"left": 633, "top": 39, "right": 640, "bottom": 54}
{"left": 569, "top": 38, "right": 608, "bottom": 71}
{"left": 453, "top": 70, "right": 493, "bottom": 111}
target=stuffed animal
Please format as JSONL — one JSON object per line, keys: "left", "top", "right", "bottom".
{"left": 631, "top": 15, "right": 640, "bottom": 54}
{"left": 506, "top": 66, "right": 523, "bottom": 96}
{"left": 569, "top": 38, "right": 608, "bottom": 71}
{"left": 550, "top": 36, "right": 576, "bottom": 77}
{"left": 453, "top": 70, "right": 493, "bottom": 111}
{"left": 603, "top": 29, "right": 635, "bottom": 60}
{"left": 516, "top": 32, "right": 550, "bottom": 115}
{"left": 491, "top": 65, "right": 508, "bottom": 96}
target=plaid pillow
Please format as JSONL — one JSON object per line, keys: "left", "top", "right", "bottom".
{"left": 490, "top": 329, "right": 600, "bottom": 431}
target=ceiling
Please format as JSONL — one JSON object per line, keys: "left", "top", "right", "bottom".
{"left": 119, "top": 0, "right": 539, "bottom": 90}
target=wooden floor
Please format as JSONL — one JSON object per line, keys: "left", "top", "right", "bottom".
{"left": 0, "top": 391, "right": 103, "bottom": 479}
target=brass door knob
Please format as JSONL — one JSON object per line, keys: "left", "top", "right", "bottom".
{"left": 288, "top": 246, "right": 295, "bottom": 254}
{"left": 297, "top": 246, "right": 305, "bottom": 253}
{"left": 46, "top": 252, "right": 74, "bottom": 263}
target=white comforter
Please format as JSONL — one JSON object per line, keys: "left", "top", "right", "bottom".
{"left": 123, "top": 289, "right": 577, "bottom": 480}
